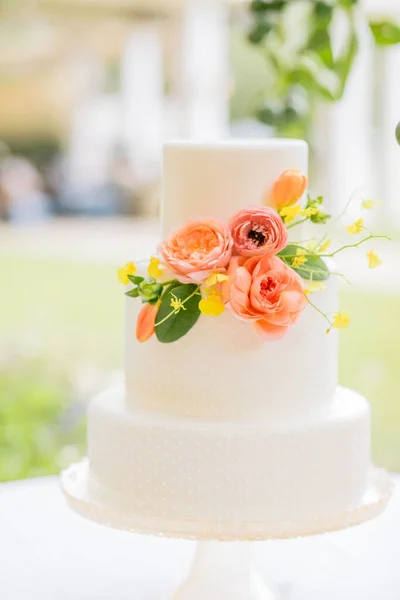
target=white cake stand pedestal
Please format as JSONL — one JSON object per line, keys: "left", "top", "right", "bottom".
{"left": 61, "top": 459, "right": 392, "bottom": 600}
{"left": 173, "top": 542, "right": 276, "bottom": 600}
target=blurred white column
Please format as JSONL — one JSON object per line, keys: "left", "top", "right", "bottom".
{"left": 180, "top": 0, "right": 230, "bottom": 139}
{"left": 120, "top": 26, "right": 164, "bottom": 186}
{"left": 326, "top": 21, "right": 375, "bottom": 217}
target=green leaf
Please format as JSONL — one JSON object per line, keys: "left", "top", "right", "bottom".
{"left": 306, "top": 194, "right": 324, "bottom": 207}
{"left": 128, "top": 275, "right": 144, "bottom": 285}
{"left": 125, "top": 288, "right": 139, "bottom": 298}
{"left": 250, "top": 0, "right": 286, "bottom": 13}
{"left": 155, "top": 284, "right": 201, "bottom": 343}
{"left": 335, "top": 25, "right": 359, "bottom": 98}
{"left": 305, "top": 194, "right": 331, "bottom": 223}
{"left": 248, "top": 21, "right": 274, "bottom": 44}
{"left": 162, "top": 281, "right": 182, "bottom": 298}
{"left": 278, "top": 245, "right": 330, "bottom": 281}
{"left": 370, "top": 21, "right": 400, "bottom": 46}
{"left": 310, "top": 210, "right": 331, "bottom": 224}
{"left": 314, "top": 2, "right": 333, "bottom": 21}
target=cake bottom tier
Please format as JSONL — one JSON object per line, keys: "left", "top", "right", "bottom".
{"left": 87, "top": 385, "right": 370, "bottom": 524}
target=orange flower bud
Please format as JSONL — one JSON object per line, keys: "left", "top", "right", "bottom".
{"left": 136, "top": 302, "right": 159, "bottom": 343}
{"left": 270, "top": 169, "right": 308, "bottom": 210}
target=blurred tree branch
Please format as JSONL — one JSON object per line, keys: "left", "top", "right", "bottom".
{"left": 247, "top": 0, "right": 400, "bottom": 137}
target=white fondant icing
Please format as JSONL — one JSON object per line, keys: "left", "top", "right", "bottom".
{"left": 125, "top": 279, "right": 338, "bottom": 420}
{"left": 162, "top": 140, "right": 308, "bottom": 236}
{"left": 88, "top": 385, "right": 370, "bottom": 523}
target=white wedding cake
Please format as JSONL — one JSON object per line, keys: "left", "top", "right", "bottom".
{"left": 86, "top": 140, "right": 372, "bottom": 533}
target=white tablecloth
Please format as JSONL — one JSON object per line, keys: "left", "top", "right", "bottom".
{"left": 0, "top": 476, "right": 399, "bottom": 600}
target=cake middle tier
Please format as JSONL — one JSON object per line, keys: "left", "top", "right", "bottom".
{"left": 125, "top": 279, "right": 338, "bottom": 420}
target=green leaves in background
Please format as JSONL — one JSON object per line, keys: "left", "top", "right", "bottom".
{"left": 155, "top": 284, "right": 201, "bottom": 343}
{"left": 279, "top": 245, "right": 330, "bottom": 281}
{"left": 370, "top": 21, "right": 400, "bottom": 46}
{"left": 246, "top": 0, "right": 400, "bottom": 137}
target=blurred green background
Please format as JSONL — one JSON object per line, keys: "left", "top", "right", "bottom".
{"left": 1, "top": 0, "right": 400, "bottom": 482}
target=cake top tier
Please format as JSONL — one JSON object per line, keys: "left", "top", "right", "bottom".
{"left": 162, "top": 139, "right": 308, "bottom": 235}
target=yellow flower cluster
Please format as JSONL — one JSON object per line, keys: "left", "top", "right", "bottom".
{"left": 292, "top": 247, "right": 307, "bottom": 268}
{"left": 367, "top": 249, "right": 382, "bottom": 269}
{"left": 280, "top": 205, "right": 320, "bottom": 224}
{"left": 280, "top": 204, "right": 302, "bottom": 224}
{"left": 148, "top": 256, "right": 163, "bottom": 278}
{"left": 326, "top": 312, "right": 350, "bottom": 334}
{"left": 199, "top": 272, "right": 229, "bottom": 316}
{"left": 332, "top": 312, "right": 350, "bottom": 329}
{"left": 362, "top": 199, "right": 379, "bottom": 210}
{"left": 117, "top": 261, "right": 137, "bottom": 285}
{"left": 304, "top": 281, "right": 327, "bottom": 295}
{"left": 347, "top": 217, "right": 364, "bottom": 234}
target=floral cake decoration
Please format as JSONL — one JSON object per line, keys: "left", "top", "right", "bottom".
{"left": 118, "top": 170, "right": 389, "bottom": 344}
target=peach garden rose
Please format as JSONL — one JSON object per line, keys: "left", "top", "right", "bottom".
{"left": 226, "top": 254, "right": 306, "bottom": 339}
{"left": 159, "top": 219, "right": 233, "bottom": 284}
{"left": 229, "top": 207, "right": 288, "bottom": 258}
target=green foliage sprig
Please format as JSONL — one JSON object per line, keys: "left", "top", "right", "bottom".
{"left": 248, "top": 0, "right": 400, "bottom": 135}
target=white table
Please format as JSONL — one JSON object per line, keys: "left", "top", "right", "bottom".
{"left": 0, "top": 476, "right": 399, "bottom": 600}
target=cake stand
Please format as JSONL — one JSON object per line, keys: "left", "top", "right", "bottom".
{"left": 61, "top": 459, "right": 392, "bottom": 600}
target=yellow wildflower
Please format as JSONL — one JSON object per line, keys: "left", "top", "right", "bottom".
{"left": 362, "top": 199, "right": 379, "bottom": 210}
{"left": 318, "top": 238, "right": 332, "bottom": 253}
{"left": 292, "top": 248, "right": 308, "bottom": 268}
{"left": 301, "top": 206, "right": 318, "bottom": 218}
{"left": 305, "top": 239, "right": 318, "bottom": 252}
{"left": 367, "top": 249, "right": 382, "bottom": 269}
{"left": 347, "top": 217, "right": 364, "bottom": 234}
{"left": 305, "top": 282, "right": 327, "bottom": 295}
{"left": 205, "top": 272, "right": 229, "bottom": 287}
{"left": 170, "top": 293, "right": 186, "bottom": 313}
{"left": 332, "top": 312, "right": 350, "bottom": 330}
{"left": 199, "top": 294, "right": 225, "bottom": 317}
{"left": 280, "top": 204, "right": 302, "bottom": 224}
{"left": 117, "top": 261, "right": 137, "bottom": 285}
{"left": 147, "top": 256, "right": 163, "bottom": 278}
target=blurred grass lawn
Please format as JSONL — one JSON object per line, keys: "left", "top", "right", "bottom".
{"left": 1, "top": 256, "right": 399, "bottom": 482}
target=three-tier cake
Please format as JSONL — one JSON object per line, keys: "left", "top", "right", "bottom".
{"left": 84, "top": 140, "right": 374, "bottom": 535}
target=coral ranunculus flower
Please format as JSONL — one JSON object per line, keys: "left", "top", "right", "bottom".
{"left": 229, "top": 207, "right": 288, "bottom": 258}
{"left": 270, "top": 169, "right": 307, "bottom": 210}
{"left": 227, "top": 255, "right": 306, "bottom": 339}
{"left": 159, "top": 220, "right": 233, "bottom": 284}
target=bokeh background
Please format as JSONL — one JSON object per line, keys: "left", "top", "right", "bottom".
{"left": 1, "top": 0, "right": 400, "bottom": 482}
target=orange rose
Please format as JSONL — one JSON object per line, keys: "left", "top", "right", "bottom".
{"left": 227, "top": 255, "right": 306, "bottom": 339}
{"left": 159, "top": 220, "right": 232, "bottom": 284}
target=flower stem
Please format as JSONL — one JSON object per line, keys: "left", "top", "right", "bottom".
{"left": 320, "top": 234, "right": 390, "bottom": 258}
{"left": 329, "top": 187, "right": 365, "bottom": 225}
{"left": 286, "top": 217, "right": 309, "bottom": 229}
{"left": 160, "top": 279, "right": 179, "bottom": 287}
{"left": 304, "top": 293, "right": 332, "bottom": 327}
